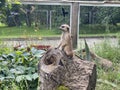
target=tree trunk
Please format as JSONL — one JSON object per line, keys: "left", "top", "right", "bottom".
{"left": 38, "top": 48, "right": 97, "bottom": 90}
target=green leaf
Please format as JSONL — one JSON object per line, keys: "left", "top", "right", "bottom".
{"left": 32, "top": 73, "right": 38, "bottom": 80}
{"left": 84, "top": 39, "right": 91, "bottom": 61}
{"left": 26, "top": 67, "right": 35, "bottom": 74}
{"left": 31, "top": 48, "right": 45, "bottom": 55}
{"left": 16, "top": 75, "right": 25, "bottom": 82}
{"left": 14, "top": 1, "right": 21, "bottom": 5}
{"left": 7, "top": 53, "right": 15, "bottom": 59}
{"left": 0, "top": 57, "right": 4, "bottom": 61}
{"left": 16, "top": 66, "right": 26, "bottom": 74}
{"left": 25, "top": 75, "right": 32, "bottom": 81}
{"left": 5, "top": 76, "right": 15, "bottom": 79}
{"left": 31, "top": 47, "right": 37, "bottom": 54}
{"left": 10, "top": 68, "right": 22, "bottom": 74}
{"left": 2, "top": 61, "right": 8, "bottom": 65}
{"left": 15, "top": 51, "right": 22, "bottom": 55}
{"left": 2, "top": 54, "right": 7, "bottom": 59}
{"left": 0, "top": 77, "right": 5, "bottom": 81}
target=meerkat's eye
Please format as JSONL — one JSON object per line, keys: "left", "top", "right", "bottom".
{"left": 61, "top": 26, "right": 65, "bottom": 28}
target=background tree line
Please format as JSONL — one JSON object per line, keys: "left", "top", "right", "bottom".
{"left": 0, "top": 0, "right": 120, "bottom": 32}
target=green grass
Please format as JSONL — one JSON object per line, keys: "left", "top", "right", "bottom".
{"left": 93, "top": 37, "right": 120, "bottom": 90}
{"left": 0, "top": 25, "right": 120, "bottom": 38}
{"left": 0, "top": 26, "right": 61, "bottom": 38}
{"left": 79, "top": 33, "right": 118, "bottom": 37}
{"left": 77, "top": 36, "right": 120, "bottom": 90}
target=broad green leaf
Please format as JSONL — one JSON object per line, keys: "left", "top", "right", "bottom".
{"left": 0, "top": 77, "right": 4, "bottom": 81}
{"left": 10, "top": 68, "right": 23, "bottom": 74}
{"left": 2, "top": 54, "right": 7, "bottom": 59}
{"left": 5, "top": 76, "right": 15, "bottom": 79}
{"left": 16, "top": 75, "right": 24, "bottom": 82}
{"left": 23, "top": 52, "right": 30, "bottom": 57}
{"left": 7, "top": 53, "right": 15, "bottom": 59}
{"left": 26, "top": 67, "right": 35, "bottom": 74}
{"left": 15, "top": 51, "right": 22, "bottom": 55}
{"left": 2, "top": 61, "right": 8, "bottom": 65}
{"left": 34, "top": 53, "right": 43, "bottom": 58}
{"left": 0, "top": 57, "right": 4, "bottom": 61}
{"left": 16, "top": 66, "right": 26, "bottom": 74}
{"left": 31, "top": 47, "right": 37, "bottom": 54}
{"left": 32, "top": 73, "right": 38, "bottom": 80}
{"left": 25, "top": 75, "right": 32, "bottom": 81}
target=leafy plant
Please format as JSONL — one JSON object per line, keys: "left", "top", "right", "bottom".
{"left": 0, "top": 45, "right": 45, "bottom": 90}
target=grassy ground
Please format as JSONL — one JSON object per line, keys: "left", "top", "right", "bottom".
{"left": 94, "top": 39, "right": 120, "bottom": 90}
{"left": 0, "top": 26, "right": 60, "bottom": 38}
{"left": 77, "top": 38, "right": 120, "bottom": 90}
{"left": 0, "top": 25, "right": 120, "bottom": 38}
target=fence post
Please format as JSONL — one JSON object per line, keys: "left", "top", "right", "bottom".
{"left": 70, "top": 2, "right": 80, "bottom": 49}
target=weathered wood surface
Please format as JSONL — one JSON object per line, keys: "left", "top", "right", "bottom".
{"left": 89, "top": 51, "right": 113, "bottom": 69}
{"left": 38, "top": 48, "right": 96, "bottom": 90}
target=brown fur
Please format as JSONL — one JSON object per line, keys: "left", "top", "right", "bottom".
{"left": 57, "top": 24, "right": 73, "bottom": 58}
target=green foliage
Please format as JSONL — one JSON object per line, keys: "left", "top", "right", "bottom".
{"left": 0, "top": 0, "right": 5, "bottom": 8}
{"left": 0, "top": 45, "right": 45, "bottom": 90}
{"left": 94, "top": 37, "right": 120, "bottom": 90}
{"left": 57, "top": 86, "right": 69, "bottom": 90}
{"left": 76, "top": 37, "right": 120, "bottom": 90}
{"left": 80, "top": 24, "right": 120, "bottom": 34}
{"left": 95, "top": 39, "right": 120, "bottom": 63}
{"left": 84, "top": 39, "right": 91, "bottom": 61}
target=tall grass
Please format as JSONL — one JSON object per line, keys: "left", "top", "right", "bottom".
{"left": 94, "top": 39, "right": 120, "bottom": 63}
{"left": 94, "top": 36, "right": 120, "bottom": 90}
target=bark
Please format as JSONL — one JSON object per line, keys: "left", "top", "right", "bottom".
{"left": 38, "top": 48, "right": 97, "bottom": 90}
{"left": 89, "top": 50, "right": 113, "bottom": 69}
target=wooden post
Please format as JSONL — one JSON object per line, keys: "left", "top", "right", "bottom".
{"left": 70, "top": 2, "right": 80, "bottom": 49}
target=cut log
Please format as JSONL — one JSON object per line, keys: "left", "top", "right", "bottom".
{"left": 75, "top": 49, "right": 113, "bottom": 69}
{"left": 90, "top": 51, "right": 113, "bottom": 69}
{"left": 38, "top": 48, "right": 97, "bottom": 90}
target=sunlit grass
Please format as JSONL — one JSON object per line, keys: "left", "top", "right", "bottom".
{"left": 0, "top": 26, "right": 60, "bottom": 38}
{"left": 0, "top": 26, "right": 119, "bottom": 38}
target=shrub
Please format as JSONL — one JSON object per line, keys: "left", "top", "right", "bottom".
{"left": 0, "top": 45, "right": 45, "bottom": 90}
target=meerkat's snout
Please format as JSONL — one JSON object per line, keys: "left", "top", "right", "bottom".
{"left": 59, "top": 25, "right": 64, "bottom": 31}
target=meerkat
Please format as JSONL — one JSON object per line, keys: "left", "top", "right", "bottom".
{"left": 57, "top": 24, "right": 73, "bottom": 59}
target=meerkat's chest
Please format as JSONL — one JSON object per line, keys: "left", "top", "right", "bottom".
{"left": 61, "top": 33, "right": 71, "bottom": 42}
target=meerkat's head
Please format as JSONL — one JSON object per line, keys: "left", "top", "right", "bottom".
{"left": 59, "top": 24, "right": 70, "bottom": 32}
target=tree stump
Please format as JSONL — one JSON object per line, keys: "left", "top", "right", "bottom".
{"left": 38, "top": 48, "right": 97, "bottom": 90}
